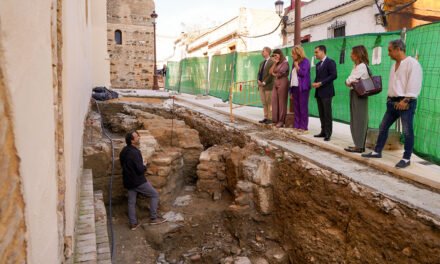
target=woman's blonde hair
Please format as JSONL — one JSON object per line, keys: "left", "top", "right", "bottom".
{"left": 291, "top": 45, "right": 307, "bottom": 62}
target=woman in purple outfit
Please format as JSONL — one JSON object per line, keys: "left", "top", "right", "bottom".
{"left": 289, "top": 45, "right": 311, "bottom": 132}
{"left": 269, "top": 49, "right": 290, "bottom": 128}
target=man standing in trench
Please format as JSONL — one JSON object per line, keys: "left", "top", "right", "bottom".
{"left": 120, "top": 130, "right": 166, "bottom": 230}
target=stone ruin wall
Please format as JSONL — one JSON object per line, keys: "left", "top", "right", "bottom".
{"left": 83, "top": 102, "right": 203, "bottom": 205}
{"left": 83, "top": 101, "right": 440, "bottom": 263}
{"left": 107, "top": 0, "right": 155, "bottom": 89}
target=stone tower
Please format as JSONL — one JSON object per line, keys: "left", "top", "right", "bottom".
{"left": 107, "top": 0, "right": 155, "bottom": 89}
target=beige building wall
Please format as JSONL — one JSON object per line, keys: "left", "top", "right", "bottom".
{"left": 0, "top": 42, "right": 27, "bottom": 264}
{"left": 107, "top": 0, "right": 156, "bottom": 89}
{"left": 62, "top": 0, "right": 94, "bottom": 239}
{"left": 92, "top": 0, "right": 111, "bottom": 87}
{"left": 0, "top": 0, "right": 107, "bottom": 262}
{"left": 0, "top": 1, "right": 60, "bottom": 262}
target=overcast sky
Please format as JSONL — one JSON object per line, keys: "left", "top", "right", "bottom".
{"left": 155, "top": 0, "right": 280, "bottom": 62}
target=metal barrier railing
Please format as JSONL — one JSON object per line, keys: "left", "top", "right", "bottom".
{"left": 228, "top": 80, "right": 260, "bottom": 122}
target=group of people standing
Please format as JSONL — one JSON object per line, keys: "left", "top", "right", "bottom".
{"left": 257, "top": 46, "right": 312, "bottom": 131}
{"left": 257, "top": 39, "right": 422, "bottom": 169}
{"left": 257, "top": 45, "right": 336, "bottom": 139}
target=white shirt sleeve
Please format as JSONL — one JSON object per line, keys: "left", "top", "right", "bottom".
{"left": 346, "top": 63, "right": 369, "bottom": 87}
{"left": 405, "top": 59, "right": 423, "bottom": 97}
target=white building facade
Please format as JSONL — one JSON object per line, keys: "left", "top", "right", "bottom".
{"left": 285, "top": 0, "right": 386, "bottom": 44}
{"left": 171, "top": 7, "right": 282, "bottom": 61}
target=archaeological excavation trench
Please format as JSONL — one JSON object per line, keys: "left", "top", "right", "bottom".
{"left": 83, "top": 97, "right": 440, "bottom": 264}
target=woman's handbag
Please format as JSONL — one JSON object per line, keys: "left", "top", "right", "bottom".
{"left": 352, "top": 67, "right": 382, "bottom": 97}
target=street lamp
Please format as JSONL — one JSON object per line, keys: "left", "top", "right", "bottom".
{"left": 150, "top": 10, "right": 159, "bottom": 90}
{"left": 275, "top": 0, "right": 284, "bottom": 16}
{"left": 275, "top": 0, "right": 302, "bottom": 46}
{"left": 274, "top": 1, "right": 288, "bottom": 45}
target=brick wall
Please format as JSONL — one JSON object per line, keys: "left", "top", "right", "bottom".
{"left": 0, "top": 55, "right": 27, "bottom": 263}
{"left": 107, "top": 0, "right": 155, "bottom": 89}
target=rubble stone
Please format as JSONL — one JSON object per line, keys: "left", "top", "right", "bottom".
{"left": 142, "top": 222, "right": 183, "bottom": 250}
{"left": 254, "top": 187, "right": 274, "bottom": 215}
{"left": 108, "top": 113, "right": 142, "bottom": 133}
{"left": 173, "top": 195, "right": 192, "bottom": 207}
{"left": 233, "top": 257, "right": 252, "bottom": 264}
{"left": 137, "top": 130, "right": 159, "bottom": 161}
{"left": 236, "top": 181, "right": 254, "bottom": 193}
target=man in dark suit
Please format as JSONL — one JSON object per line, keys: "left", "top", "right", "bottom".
{"left": 312, "top": 45, "right": 337, "bottom": 141}
{"left": 257, "top": 47, "right": 274, "bottom": 124}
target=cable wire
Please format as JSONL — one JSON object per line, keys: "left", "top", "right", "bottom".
{"left": 239, "top": 18, "right": 283, "bottom": 39}
{"left": 94, "top": 100, "right": 116, "bottom": 263}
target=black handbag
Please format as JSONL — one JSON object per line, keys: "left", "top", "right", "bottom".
{"left": 352, "top": 67, "right": 382, "bottom": 97}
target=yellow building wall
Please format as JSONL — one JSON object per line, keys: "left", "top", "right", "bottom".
{"left": 384, "top": 0, "right": 440, "bottom": 30}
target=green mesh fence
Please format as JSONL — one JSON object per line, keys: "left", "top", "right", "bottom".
{"left": 179, "top": 57, "right": 209, "bottom": 95}
{"left": 165, "top": 22, "right": 440, "bottom": 164}
{"left": 235, "top": 51, "right": 261, "bottom": 82}
{"left": 233, "top": 51, "right": 264, "bottom": 106}
{"left": 406, "top": 22, "right": 440, "bottom": 164}
{"left": 165, "top": 61, "right": 181, "bottom": 91}
{"left": 209, "top": 53, "right": 236, "bottom": 101}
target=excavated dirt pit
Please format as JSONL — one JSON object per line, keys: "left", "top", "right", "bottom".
{"left": 83, "top": 98, "right": 440, "bottom": 264}
{"left": 84, "top": 99, "right": 279, "bottom": 264}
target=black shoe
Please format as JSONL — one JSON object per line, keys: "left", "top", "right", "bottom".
{"left": 149, "top": 217, "right": 167, "bottom": 225}
{"left": 314, "top": 133, "right": 325, "bottom": 138}
{"left": 324, "top": 137, "right": 330, "bottom": 141}
{"left": 344, "top": 146, "right": 365, "bottom": 153}
{"left": 130, "top": 222, "right": 141, "bottom": 230}
{"left": 259, "top": 119, "right": 267, "bottom": 124}
{"left": 395, "top": 160, "right": 410, "bottom": 169}
{"left": 362, "top": 152, "right": 382, "bottom": 158}
{"left": 264, "top": 119, "right": 273, "bottom": 124}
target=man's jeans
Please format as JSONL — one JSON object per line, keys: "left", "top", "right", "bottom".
{"left": 375, "top": 99, "right": 417, "bottom": 160}
{"left": 128, "top": 181, "right": 159, "bottom": 225}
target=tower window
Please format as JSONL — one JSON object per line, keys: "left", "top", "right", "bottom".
{"left": 115, "top": 30, "right": 122, "bottom": 45}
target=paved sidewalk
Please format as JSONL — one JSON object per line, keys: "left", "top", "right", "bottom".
{"left": 174, "top": 93, "right": 440, "bottom": 190}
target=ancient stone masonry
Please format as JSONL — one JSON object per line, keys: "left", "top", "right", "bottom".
{"left": 196, "top": 145, "right": 231, "bottom": 199}
{"left": 107, "top": 0, "right": 155, "bottom": 89}
{"left": 83, "top": 102, "right": 203, "bottom": 205}
{"left": 195, "top": 145, "right": 276, "bottom": 216}
{"left": 125, "top": 105, "right": 204, "bottom": 184}
{"left": 237, "top": 155, "right": 275, "bottom": 215}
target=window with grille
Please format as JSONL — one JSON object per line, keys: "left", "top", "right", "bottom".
{"left": 334, "top": 26, "right": 346, "bottom": 38}
{"left": 328, "top": 20, "right": 346, "bottom": 38}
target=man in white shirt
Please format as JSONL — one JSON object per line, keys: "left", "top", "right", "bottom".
{"left": 362, "top": 39, "right": 423, "bottom": 169}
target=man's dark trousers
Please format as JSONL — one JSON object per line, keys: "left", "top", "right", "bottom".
{"left": 317, "top": 97, "right": 333, "bottom": 138}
